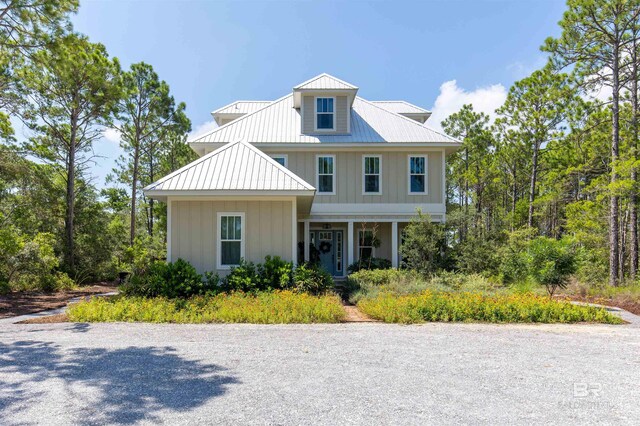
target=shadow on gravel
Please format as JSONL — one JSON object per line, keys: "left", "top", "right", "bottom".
{"left": 0, "top": 341, "right": 239, "bottom": 425}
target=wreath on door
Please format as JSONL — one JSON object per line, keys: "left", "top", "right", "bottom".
{"left": 319, "top": 241, "right": 332, "bottom": 254}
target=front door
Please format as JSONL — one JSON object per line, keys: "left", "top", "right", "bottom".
{"left": 312, "top": 230, "right": 343, "bottom": 276}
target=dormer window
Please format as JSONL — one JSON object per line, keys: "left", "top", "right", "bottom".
{"left": 315, "top": 97, "right": 335, "bottom": 130}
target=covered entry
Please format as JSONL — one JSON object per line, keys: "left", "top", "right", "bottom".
{"left": 310, "top": 230, "right": 344, "bottom": 276}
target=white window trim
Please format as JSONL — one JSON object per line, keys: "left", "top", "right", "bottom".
{"left": 316, "top": 154, "right": 336, "bottom": 195}
{"left": 314, "top": 96, "right": 336, "bottom": 131}
{"left": 408, "top": 155, "right": 428, "bottom": 195}
{"left": 270, "top": 154, "right": 288, "bottom": 168}
{"left": 217, "top": 212, "right": 245, "bottom": 270}
{"left": 362, "top": 155, "right": 382, "bottom": 195}
{"left": 357, "top": 228, "right": 376, "bottom": 260}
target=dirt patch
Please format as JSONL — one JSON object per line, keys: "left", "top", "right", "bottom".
{"left": 342, "top": 303, "right": 377, "bottom": 322}
{"left": 18, "top": 313, "right": 70, "bottom": 324}
{"left": 557, "top": 295, "right": 640, "bottom": 316}
{"left": 0, "top": 282, "right": 117, "bottom": 319}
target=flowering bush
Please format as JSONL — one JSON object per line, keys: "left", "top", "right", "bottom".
{"left": 68, "top": 290, "right": 345, "bottom": 324}
{"left": 358, "top": 291, "right": 623, "bottom": 324}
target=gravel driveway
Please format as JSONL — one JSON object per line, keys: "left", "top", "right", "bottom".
{"left": 1, "top": 321, "right": 639, "bottom": 425}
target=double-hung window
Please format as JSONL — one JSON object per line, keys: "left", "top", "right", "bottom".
{"left": 358, "top": 229, "right": 375, "bottom": 260}
{"left": 408, "top": 155, "right": 427, "bottom": 194}
{"left": 316, "top": 97, "right": 334, "bottom": 130}
{"left": 317, "top": 155, "right": 335, "bottom": 194}
{"left": 363, "top": 155, "right": 381, "bottom": 194}
{"left": 218, "top": 213, "right": 244, "bottom": 268}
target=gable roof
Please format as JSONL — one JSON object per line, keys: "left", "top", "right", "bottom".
{"left": 190, "top": 94, "right": 459, "bottom": 145}
{"left": 371, "top": 100, "right": 430, "bottom": 115}
{"left": 144, "top": 139, "right": 315, "bottom": 194}
{"left": 293, "top": 73, "right": 358, "bottom": 91}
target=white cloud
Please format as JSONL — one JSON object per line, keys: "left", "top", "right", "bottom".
{"left": 102, "top": 127, "right": 121, "bottom": 144}
{"left": 428, "top": 80, "right": 508, "bottom": 132}
{"left": 188, "top": 120, "right": 218, "bottom": 140}
{"left": 506, "top": 55, "right": 548, "bottom": 80}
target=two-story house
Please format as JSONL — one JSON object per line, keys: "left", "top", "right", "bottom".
{"left": 144, "top": 74, "right": 460, "bottom": 277}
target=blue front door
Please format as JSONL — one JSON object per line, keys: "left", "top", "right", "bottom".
{"left": 313, "top": 230, "right": 343, "bottom": 276}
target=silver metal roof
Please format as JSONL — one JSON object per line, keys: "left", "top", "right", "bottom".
{"left": 190, "top": 94, "right": 459, "bottom": 144}
{"left": 211, "top": 100, "right": 272, "bottom": 115}
{"left": 293, "top": 73, "right": 358, "bottom": 90}
{"left": 144, "top": 140, "right": 315, "bottom": 193}
{"left": 371, "top": 100, "right": 431, "bottom": 115}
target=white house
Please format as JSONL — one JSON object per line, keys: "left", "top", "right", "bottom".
{"left": 144, "top": 73, "right": 460, "bottom": 276}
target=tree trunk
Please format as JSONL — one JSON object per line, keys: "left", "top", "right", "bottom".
{"left": 610, "top": 41, "right": 621, "bottom": 287}
{"left": 630, "top": 44, "right": 639, "bottom": 280}
{"left": 65, "top": 116, "right": 77, "bottom": 274}
{"left": 129, "top": 137, "right": 140, "bottom": 246}
{"left": 512, "top": 161, "right": 517, "bottom": 231}
{"left": 528, "top": 141, "right": 540, "bottom": 229}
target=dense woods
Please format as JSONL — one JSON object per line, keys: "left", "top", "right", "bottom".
{"left": 0, "top": 0, "right": 195, "bottom": 291}
{"left": 2, "top": 0, "right": 640, "bottom": 293}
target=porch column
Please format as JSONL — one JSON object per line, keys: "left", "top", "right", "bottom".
{"left": 391, "top": 221, "right": 399, "bottom": 268}
{"left": 303, "top": 221, "right": 310, "bottom": 262}
{"left": 347, "top": 221, "right": 354, "bottom": 268}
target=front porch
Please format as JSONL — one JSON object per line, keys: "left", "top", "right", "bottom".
{"left": 297, "top": 220, "right": 410, "bottom": 277}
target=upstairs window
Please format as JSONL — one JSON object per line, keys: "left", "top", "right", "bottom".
{"left": 316, "top": 97, "right": 334, "bottom": 130}
{"left": 317, "top": 155, "right": 335, "bottom": 194}
{"left": 409, "top": 155, "right": 427, "bottom": 194}
{"left": 363, "top": 155, "right": 381, "bottom": 194}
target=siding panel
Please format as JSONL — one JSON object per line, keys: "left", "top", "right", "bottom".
{"left": 171, "top": 199, "right": 295, "bottom": 275}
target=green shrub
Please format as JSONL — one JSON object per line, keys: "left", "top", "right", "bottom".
{"left": 68, "top": 290, "right": 346, "bottom": 324}
{"left": 358, "top": 291, "right": 623, "bottom": 324}
{"left": 293, "top": 263, "right": 334, "bottom": 295}
{"left": 256, "top": 256, "right": 293, "bottom": 290}
{"left": 453, "top": 234, "right": 501, "bottom": 275}
{"left": 222, "top": 259, "right": 259, "bottom": 292}
{"left": 121, "top": 258, "right": 216, "bottom": 298}
{"left": 347, "top": 257, "right": 392, "bottom": 273}
{"left": 0, "top": 231, "right": 73, "bottom": 293}
{"left": 399, "top": 211, "right": 446, "bottom": 276}
{"left": 528, "top": 237, "right": 577, "bottom": 297}
{"left": 346, "top": 269, "right": 504, "bottom": 303}
{"left": 498, "top": 228, "right": 534, "bottom": 284}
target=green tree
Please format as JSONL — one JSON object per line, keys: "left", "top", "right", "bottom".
{"left": 0, "top": 0, "right": 78, "bottom": 139}
{"left": 111, "top": 62, "right": 188, "bottom": 244}
{"left": 18, "top": 34, "right": 121, "bottom": 274}
{"left": 496, "top": 67, "right": 577, "bottom": 229}
{"left": 442, "top": 104, "right": 495, "bottom": 238}
{"left": 543, "top": 0, "right": 640, "bottom": 286}
{"left": 399, "top": 211, "right": 445, "bottom": 276}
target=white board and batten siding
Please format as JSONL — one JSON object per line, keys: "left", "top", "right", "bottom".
{"left": 170, "top": 199, "right": 295, "bottom": 275}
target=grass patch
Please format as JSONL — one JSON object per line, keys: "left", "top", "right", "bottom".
{"left": 357, "top": 291, "right": 624, "bottom": 324}
{"left": 68, "top": 290, "right": 345, "bottom": 324}
{"left": 347, "top": 269, "right": 512, "bottom": 304}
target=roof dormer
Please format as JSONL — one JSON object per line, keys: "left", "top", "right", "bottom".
{"left": 293, "top": 73, "right": 358, "bottom": 135}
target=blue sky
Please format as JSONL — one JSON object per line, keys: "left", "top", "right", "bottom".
{"left": 70, "top": 0, "right": 567, "bottom": 187}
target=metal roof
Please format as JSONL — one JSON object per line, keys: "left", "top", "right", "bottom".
{"left": 190, "top": 94, "right": 459, "bottom": 144}
{"left": 293, "top": 73, "right": 358, "bottom": 91}
{"left": 371, "top": 100, "right": 431, "bottom": 115}
{"left": 211, "top": 100, "right": 272, "bottom": 116}
{"left": 144, "top": 139, "right": 315, "bottom": 193}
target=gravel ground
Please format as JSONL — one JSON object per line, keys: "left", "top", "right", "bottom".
{"left": 1, "top": 322, "right": 639, "bottom": 425}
